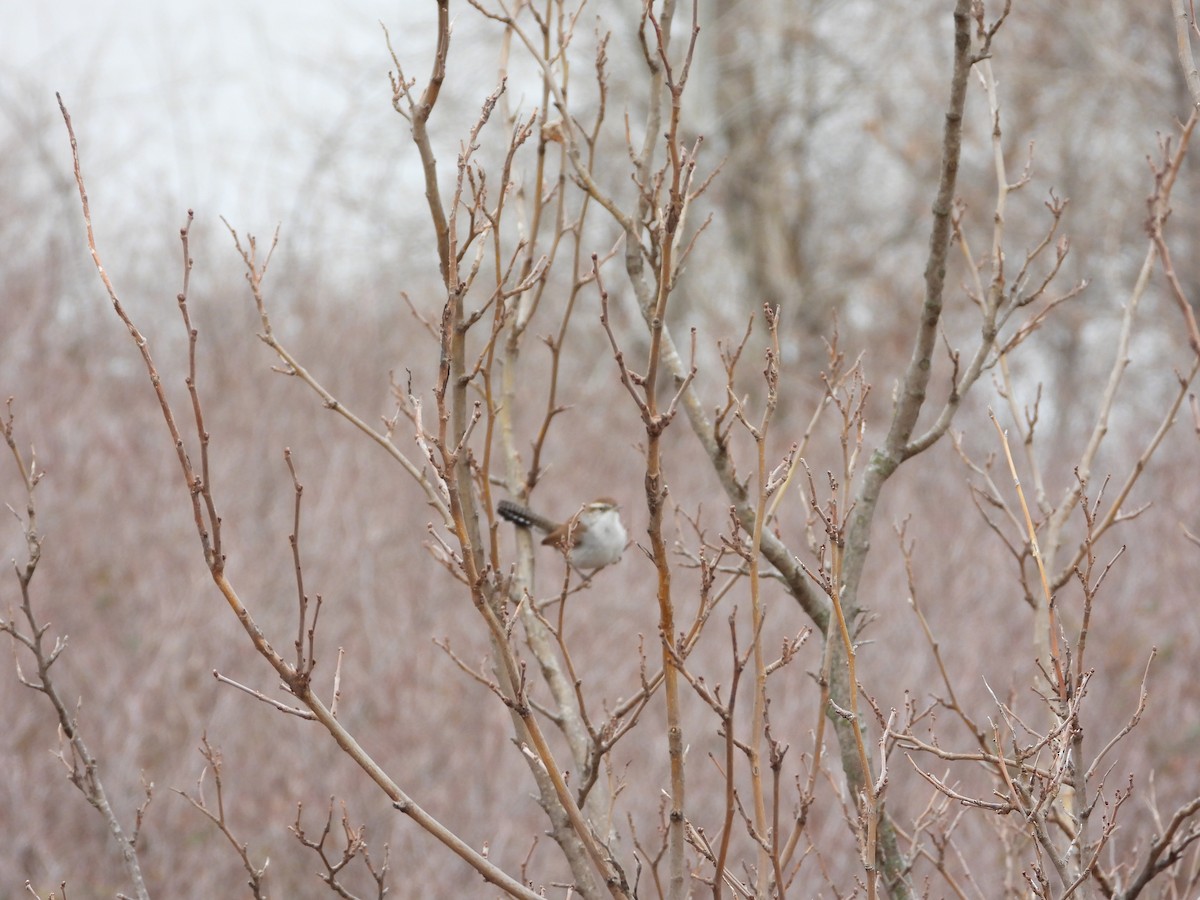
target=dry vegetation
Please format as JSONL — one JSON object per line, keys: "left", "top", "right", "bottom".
{"left": 4, "top": 1, "right": 1200, "bottom": 898}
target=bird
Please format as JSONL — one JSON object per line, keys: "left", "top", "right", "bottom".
{"left": 497, "top": 497, "right": 627, "bottom": 570}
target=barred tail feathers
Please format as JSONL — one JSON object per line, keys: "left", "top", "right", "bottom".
{"left": 497, "top": 499, "right": 557, "bottom": 533}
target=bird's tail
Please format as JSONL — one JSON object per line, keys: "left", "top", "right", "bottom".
{"left": 497, "top": 499, "right": 557, "bottom": 533}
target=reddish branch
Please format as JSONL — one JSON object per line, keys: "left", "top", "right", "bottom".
{"left": 59, "top": 93, "right": 545, "bottom": 900}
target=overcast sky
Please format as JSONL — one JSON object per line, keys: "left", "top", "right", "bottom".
{"left": 4, "top": 2, "right": 448, "bottom": 266}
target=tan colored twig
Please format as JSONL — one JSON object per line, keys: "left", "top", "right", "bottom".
{"left": 60, "top": 92, "right": 547, "bottom": 900}
{"left": 173, "top": 737, "right": 269, "bottom": 899}
{"left": 1172, "top": 0, "right": 1200, "bottom": 110}
{"left": 990, "top": 412, "right": 1065, "bottom": 699}
{"left": 2, "top": 401, "right": 151, "bottom": 900}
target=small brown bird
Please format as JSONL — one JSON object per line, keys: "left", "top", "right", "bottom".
{"left": 498, "top": 497, "right": 627, "bottom": 569}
